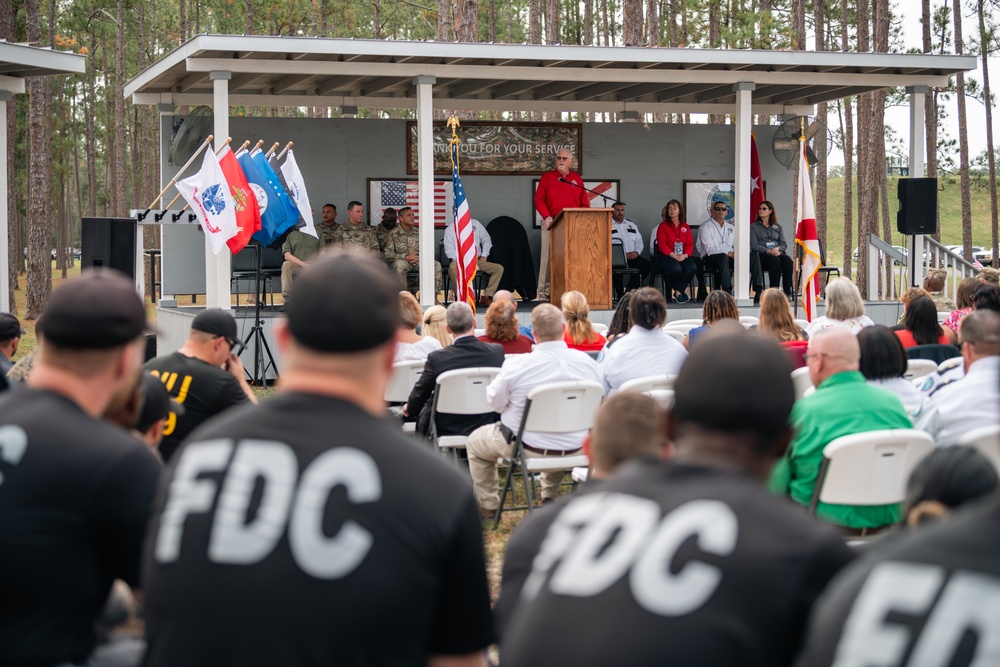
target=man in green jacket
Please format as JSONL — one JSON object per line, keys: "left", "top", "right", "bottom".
{"left": 768, "top": 327, "right": 912, "bottom": 531}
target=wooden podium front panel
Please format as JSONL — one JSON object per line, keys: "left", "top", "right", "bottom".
{"left": 550, "top": 208, "right": 613, "bottom": 310}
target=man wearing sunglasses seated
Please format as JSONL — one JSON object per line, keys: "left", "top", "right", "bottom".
{"left": 696, "top": 200, "right": 736, "bottom": 294}
{"left": 144, "top": 309, "right": 257, "bottom": 462}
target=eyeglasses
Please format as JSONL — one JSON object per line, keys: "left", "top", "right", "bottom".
{"left": 713, "top": 206, "right": 728, "bottom": 212}
{"left": 218, "top": 335, "right": 245, "bottom": 355}
{"left": 802, "top": 352, "right": 827, "bottom": 363}
{"left": 758, "top": 206, "right": 770, "bottom": 211}
{"left": 556, "top": 157, "right": 571, "bottom": 161}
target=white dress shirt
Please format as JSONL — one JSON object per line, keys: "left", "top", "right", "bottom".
{"left": 916, "top": 356, "right": 1000, "bottom": 446}
{"left": 870, "top": 377, "right": 924, "bottom": 415}
{"left": 611, "top": 218, "right": 644, "bottom": 255}
{"left": 443, "top": 218, "right": 493, "bottom": 260}
{"left": 599, "top": 325, "right": 688, "bottom": 395}
{"left": 394, "top": 336, "right": 442, "bottom": 362}
{"left": 695, "top": 218, "right": 735, "bottom": 257}
{"left": 804, "top": 315, "right": 876, "bottom": 338}
{"left": 487, "top": 340, "right": 601, "bottom": 450}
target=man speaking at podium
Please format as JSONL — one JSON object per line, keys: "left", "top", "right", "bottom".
{"left": 534, "top": 148, "right": 589, "bottom": 302}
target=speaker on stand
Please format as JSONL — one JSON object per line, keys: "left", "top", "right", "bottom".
{"left": 897, "top": 178, "right": 937, "bottom": 288}
{"left": 81, "top": 218, "right": 138, "bottom": 280}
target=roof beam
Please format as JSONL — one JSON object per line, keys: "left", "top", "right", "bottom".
{"left": 534, "top": 80, "right": 601, "bottom": 100}
{"left": 490, "top": 79, "right": 546, "bottom": 98}
{"left": 269, "top": 73, "right": 315, "bottom": 94}
{"left": 176, "top": 71, "right": 209, "bottom": 93}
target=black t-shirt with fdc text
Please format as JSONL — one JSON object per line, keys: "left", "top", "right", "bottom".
{"left": 144, "top": 352, "right": 249, "bottom": 462}
{"left": 142, "top": 392, "right": 495, "bottom": 667}
{"left": 498, "top": 459, "right": 854, "bottom": 667}
{"left": 0, "top": 388, "right": 162, "bottom": 667}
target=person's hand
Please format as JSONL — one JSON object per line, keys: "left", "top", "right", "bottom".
{"left": 224, "top": 352, "right": 246, "bottom": 380}
{"left": 406, "top": 253, "right": 419, "bottom": 264}
{"left": 727, "top": 251, "right": 734, "bottom": 258}
{"left": 626, "top": 251, "right": 638, "bottom": 260}
{"left": 677, "top": 253, "right": 687, "bottom": 261}
{"left": 543, "top": 216, "right": 553, "bottom": 230}
{"left": 402, "top": 403, "right": 410, "bottom": 417}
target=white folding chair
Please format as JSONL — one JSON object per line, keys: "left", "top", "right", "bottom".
{"left": 618, "top": 374, "right": 677, "bottom": 394}
{"left": 592, "top": 322, "right": 609, "bottom": 335}
{"left": 644, "top": 389, "right": 675, "bottom": 409}
{"left": 386, "top": 360, "right": 425, "bottom": 433}
{"left": 739, "top": 315, "right": 760, "bottom": 325}
{"left": 957, "top": 424, "right": 1000, "bottom": 473}
{"left": 905, "top": 358, "right": 938, "bottom": 380}
{"left": 937, "top": 356, "right": 963, "bottom": 374}
{"left": 809, "top": 429, "right": 935, "bottom": 518}
{"left": 664, "top": 321, "right": 699, "bottom": 334}
{"left": 474, "top": 328, "right": 486, "bottom": 337}
{"left": 791, "top": 367, "right": 814, "bottom": 401}
{"left": 494, "top": 381, "right": 604, "bottom": 528}
{"left": 666, "top": 318, "right": 703, "bottom": 326}
{"left": 429, "top": 367, "right": 501, "bottom": 461}
{"left": 663, "top": 329, "right": 687, "bottom": 343}
{"left": 794, "top": 319, "right": 809, "bottom": 330}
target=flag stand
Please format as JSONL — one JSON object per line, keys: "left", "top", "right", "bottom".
{"left": 239, "top": 241, "right": 279, "bottom": 387}
{"left": 792, "top": 245, "right": 801, "bottom": 318}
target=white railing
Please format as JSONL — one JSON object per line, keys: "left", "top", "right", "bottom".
{"left": 863, "top": 234, "right": 980, "bottom": 302}
{"left": 922, "top": 237, "right": 980, "bottom": 303}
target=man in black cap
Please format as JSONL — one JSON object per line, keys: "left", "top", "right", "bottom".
{"left": 497, "top": 334, "right": 853, "bottom": 666}
{"left": 0, "top": 269, "right": 163, "bottom": 667}
{"left": 144, "top": 308, "right": 257, "bottom": 462}
{"left": 134, "top": 373, "right": 185, "bottom": 452}
{"left": 142, "top": 249, "right": 495, "bottom": 667}
{"left": 0, "top": 312, "right": 23, "bottom": 375}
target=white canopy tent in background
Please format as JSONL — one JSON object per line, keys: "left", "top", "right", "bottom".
{"left": 0, "top": 41, "right": 86, "bottom": 313}
{"left": 125, "top": 35, "right": 975, "bottom": 308}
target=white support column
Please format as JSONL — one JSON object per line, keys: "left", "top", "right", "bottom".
{"left": 0, "top": 91, "right": 11, "bottom": 313}
{"left": 908, "top": 85, "right": 928, "bottom": 288}
{"left": 733, "top": 82, "right": 755, "bottom": 304}
{"left": 157, "top": 102, "right": 174, "bottom": 304}
{"left": 209, "top": 71, "right": 232, "bottom": 309}
{"left": 414, "top": 75, "right": 436, "bottom": 305}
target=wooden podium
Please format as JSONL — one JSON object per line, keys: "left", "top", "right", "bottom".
{"left": 550, "top": 208, "right": 613, "bottom": 310}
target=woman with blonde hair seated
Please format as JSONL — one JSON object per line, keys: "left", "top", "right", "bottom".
{"left": 805, "top": 277, "right": 874, "bottom": 337}
{"left": 478, "top": 300, "right": 534, "bottom": 354}
{"left": 684, "top": 290, "right": 739, "bottom": 349}
{"left": 561, "top": 290, "right": 607, "bottom": 352}
{"left": 420, "top": 304, "right": 453, "bottom": 349}
{"left": 755, "top": 288, "right": 806, "bottom": 342}
{"left": 394, "top": 292, "right": 443, "bottom": 362}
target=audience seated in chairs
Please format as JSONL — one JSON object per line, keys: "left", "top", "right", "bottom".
{"left": 394, "top": 291, "right": 442, "bottom": 362}
{"left": 604, "top": 290, "right": 634, "bottom": 345}
{"left": 904, "top": 446, "right": 999, "bottom": 529}
{"left": 478, "top": 300, "right": 534, "bottom": 354}
{"left": 942, "top": 277, "right": 979, "bottom": 335}
{"left": 805, "top": 277, "right": 875, "bottom": 338}
{"left": 894, "top": 286, "right": 931, "bottom": 328}
{"left": 561, "top": 291, "right": 607, "bottom": 352}
{"left": 896, "top": 295, "right": 956, "bottom": 348}
{"left": 420, "top": 305, "right": 453, "bottom": 348}
{"left": 752, "top": 288, "right": 808, "bottom": 368}
{"left": 684, "top": 290, "right": 740, "bottom": 349}
{"left": 858, "top": 325, "right": 925, "bottom": 414}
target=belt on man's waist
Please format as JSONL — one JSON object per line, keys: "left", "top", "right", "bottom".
{"left": 522, "top": 443, "right": 582, "bottom": 457}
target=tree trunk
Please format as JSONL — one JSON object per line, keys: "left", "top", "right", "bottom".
{"left": 623, "top": 0, "right": 643, "bottom": 45}
{"left": 545, "top": 0, "right": 558, "bottom": 43}
{"left": 529, "top": 0, "right": 542, "bottom": 43}
{"left": 26, "top": 0, "right": 51, "bottom": 318}
{"left": 0, "top": 0, "right": 15, "bottom": 308}
{"left": 953, "top": 0, "right": 973, "bottom": 261}
{"left": 584, "top": 0, "right": 594, "bottom": 45}
{"left": 922, "top": 0, "right": 940, "bottom": 237}
{"left": 488, "top": 0, "right": 495, "bottom": 42}
{"left": 978, "top": 0, "right": 998, "bottom": 267}
{"left": 454, "top": 0, "right": 479, "bottom": 41}
{"left": 874, "top": 0, "right": 891, "bottom": 294}
{"left": 180, "top": 0, "right": 186, "bottom": 43}
{"left": 246, "top": 0, "right": 254, "bottom": 34}
{"left": 646, "top": 0, "right": 658, "bottom": 45}
{"left": 855, "top": 0, "right": 872, "bottom": 297}
{"left": 707, "top": 0, "right": 723, "bottom": 123}
{"left": 87, "top": 40, "right": 98, "bottom": 217}
{"left": 112, "top": 0, "right": 127, "bottom": 216}
{"left": 791, "top": 0, "right": 805, "bottom": 49}
{"left": 438, "top": 0, "right": 452, "bottom": 40}
{"left": 667, "top": 0, "right": 677, "bottom": 46}
{"left": 600, "top": 0, "right": 610, "bottom": 46}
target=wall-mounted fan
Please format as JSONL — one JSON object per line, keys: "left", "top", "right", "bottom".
{"left": 771, "top": 116, "right": 831, "bottom": 170}
{"left": 168, "top": 106, "right": 214, "bottom": 165}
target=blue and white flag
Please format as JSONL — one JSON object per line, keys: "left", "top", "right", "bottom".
{"left": 279, "top": 150, "right": 317, "bottom": 238}
{"left": 174, "top": 149, "right": 238, "bottom": 255}
{"left": 237, "top": 150, "right": 300, "bottom": 247}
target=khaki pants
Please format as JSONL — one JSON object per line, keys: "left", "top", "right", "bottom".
{"left": 281, "top": 261, "right": 302, "bottom": 297}
{"left": 467, "top": 422, "right": 570, "bottom": 511}
{"left": 537, "top": 226, "right": 550, "bottom": 298}
{"left": 449, "top": 258, "right": 504, "bottom": 297}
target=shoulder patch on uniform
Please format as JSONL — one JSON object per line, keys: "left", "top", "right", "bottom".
{"left": 927, "top": 378, "right": 957, "bottom": 398}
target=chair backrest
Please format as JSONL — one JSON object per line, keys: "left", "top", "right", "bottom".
{"left": 592, "top": 322, "right": 609, "bottom": 335}
{"left": 260, "top": 246, "right": 284, "bottom": 273}
{"left": 385, "top": 360, "right": 425, "bottom": 403}
{"left": 937, "top": 310, "right": 949, "bottom": 324}
{"left": 813, "top": 429, "right": 934, "bottom": 511}
{"left": 521, "top": 381, "right": 605, "bottom": 433}
{"left": 794, "top": 319, "right": 809, "bottom": 330}
{"left": 667, "top": 318, "right": 703, "bottom": 326}
{"left": 644, "top": 389, "right": 675, "bottom": 409}
{"left": 739, "top": 315, "right": 760, "bottom": 325}
{"left": 619, "top": 374, "right": 677, "bottom": 394}
{"left": 611, "top": 242, "right": 629, "bottom": 269}
{"left": 906, "top": 344, "right": 962, "bottom": 363}
{"left": 938, "top": 356, "right": 963, "bottom": 374}
{"left": 663, "top": 329, "right": 687, "bottom": 343}
{"left": 433, "top": 367, "right": 501, "bottom": 415}
{"left": 957, "top": 424, "right": 1000, "bottom": 472}
{"left": 790, "top": 366, "right": 814, "bottom": 401}
{"left": 904, "top": 358, "right": 939, "bottom": 380}
{"left": 664, "top": 322, "right": 699, "bottom": 334}
{"left": 474, "top": 328, "right": 485, "bottom": 337}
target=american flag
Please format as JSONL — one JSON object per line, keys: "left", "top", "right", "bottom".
{"left": 452, "top": 144, "right": 477, "bottom": 313}
{"left": 371, "top": 180, "right": 452, "bottom": 227}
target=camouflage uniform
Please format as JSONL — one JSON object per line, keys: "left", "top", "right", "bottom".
{"left": 383, "top": 224, "right": 442, "bottom": 292}
{"left": 317, "top": 223, "right": 340, "bottom": 247}
{"left": 6, "top": 348, "right": 35, "bottom": 384}
{"left": 928, "top": 291, "right": 957, "bottom": 312}
{"left": 332, "top": 222, "right": 380, "bottom": 257}
{"left": 375, "top": 224, "right": 396, "bottom": 253}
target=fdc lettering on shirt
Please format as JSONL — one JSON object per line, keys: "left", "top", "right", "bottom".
{"left": 520, "top": 493, "right": 738, "bottom": 615}
{"left": 154, "top": 439, "right": 382, "bottom": 579}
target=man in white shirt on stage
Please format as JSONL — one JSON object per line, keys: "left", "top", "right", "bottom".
{"left": 696, "top": 199, "right": 736, "bottom": 293}
{"left": 466, "top": 304, "right": 600, "bottom": 517}
{"left": 610, "top": 202, "right": 650, "bottom": 293}
{"left": 443, "top": 218, "right": 505, "bottom": 306}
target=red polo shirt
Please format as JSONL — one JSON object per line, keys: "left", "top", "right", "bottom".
{"left": 534, "top": 170, "right": 590, "bottom": 220}
{"left": 656, "top": 220, "right": 694, "bottom": 257}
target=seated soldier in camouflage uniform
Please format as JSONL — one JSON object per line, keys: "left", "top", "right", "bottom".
{"left": 317, "top": 203, "right": 339, "bottom": 247}
{"left": 332, "top": 201, "right": 380, "bottom": 257}
{"left": 281, "top": 229, "right": 321, "bottom": 305}
{"left": 383, "top": 206, "right": 442, "bottom": 296}
{"left": 923, "top": 268, "right": 957, "bottom": 312}
{"left": 375, "top": 208, "right": 398, "bottom": 253}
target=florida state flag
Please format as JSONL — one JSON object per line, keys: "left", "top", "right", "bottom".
{"left": 795, "top": 139, "right": 822, "bottom": 322}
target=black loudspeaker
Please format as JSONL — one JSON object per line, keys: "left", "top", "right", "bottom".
{"left": 81, "top": 218, "right": 137, "bottom": 280}
{"left": 897, "top": 178, "right": 938, "bottom": 235}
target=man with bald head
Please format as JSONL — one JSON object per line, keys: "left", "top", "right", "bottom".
{"left": 768, "top": 328, "right": 912, "bottom": 533}
{"left": 533, "top": 148, "right": 589, "bottom": 301}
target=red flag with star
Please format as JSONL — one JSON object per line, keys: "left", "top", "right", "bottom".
{"left": 750, "top": 133, "right": 765, "bottom": 225}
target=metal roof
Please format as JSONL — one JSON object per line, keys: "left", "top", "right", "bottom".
{"left": 126, "top": 34, "right": 975, "bottom": 115}
{"left": 0, "top": 41, "right": 86, "bottom": 93}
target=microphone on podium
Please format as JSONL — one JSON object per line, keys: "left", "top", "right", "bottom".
{"left": 558, "top": 177, "right": 619, "bottom": 206}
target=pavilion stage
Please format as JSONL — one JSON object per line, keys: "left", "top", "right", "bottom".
{"left": 154, "top": 299, "right": 906, "bottom": 382}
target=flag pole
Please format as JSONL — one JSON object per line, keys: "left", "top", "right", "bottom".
{"left": 276, "top": 141, "right": 293, "bottom": 161}
{"left": 792, "top": 117, "right": 806, "bottom": 318}
{"left": 146, "top": 134, "right": 214, "bottom": 209}
{"left": 160, "top": 138, "right": 234, "bottom": 211}
{"left": 263, "top": 142, "right": 280, "bottom": 159}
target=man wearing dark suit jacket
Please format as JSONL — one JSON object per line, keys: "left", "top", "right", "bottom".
{"left": 404, "top": 302, "right": 505, "bottom": 437}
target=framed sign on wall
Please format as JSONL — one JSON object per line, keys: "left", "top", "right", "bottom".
{"left": 407, "top": 121, "right": 583, "bottom": 175}
{"left": 531, "top": 179, "right": 620, "bottom": 229}
{"left": 684, "top": 180, "right": 765, "bottom": 226}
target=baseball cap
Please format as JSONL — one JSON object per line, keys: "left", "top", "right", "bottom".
{"left": 287, "top": 249, "right": 400, "bottom": 353}
{"left": 0, "top": 313, "right": 23, "bottom": 341}
{"left": 36, "top": 269, "right": 155, "bottom": 349}
{"left": 191, "top": 309, "right": 240, "bottom": 350}
{"left": 135, "top": 373, "right": 184, "bottom": 433}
